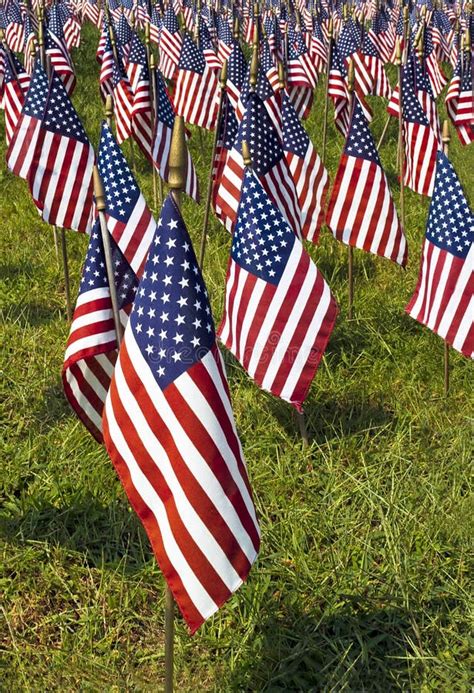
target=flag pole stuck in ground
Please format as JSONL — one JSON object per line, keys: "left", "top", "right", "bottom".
{"left": 441, "top": 118, "right": 451, "bottom": 396}
{"left": 161, "top": 112, "right": 190, "bottom": 693}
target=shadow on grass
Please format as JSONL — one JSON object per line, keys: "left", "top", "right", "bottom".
{"left": 0, "top": 260, "right": 37, "bottom": 281}
{"left": 267, "top": 394, "right": 395, "bottom": 446}
{"left": 33, "top": 383, "right": 71, "bottom": 427}
{"left": 1, "top": 301, "right": 61, "bottom": 327}
{"left": 230, "top": 596, "right": 434, "bottom": 691}
{"left": 0, "top": 493, "right": 150, "bottom": 570}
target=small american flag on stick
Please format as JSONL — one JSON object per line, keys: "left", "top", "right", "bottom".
{"left": 406, "top": 151, "right": 473, "bottom": 359}
{"left": 103, "top": 194, "right": 260, "bottom": 634}
{"left": 219, "top": 166, "right": 337, "bottom": 409}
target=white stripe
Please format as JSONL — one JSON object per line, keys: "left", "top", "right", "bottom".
{"left": 452, "top": 294, "right": 474, "bottom": 355}
{"left": 114, "top": 339, "right": 248, "bottom": 590}
{"left": 247, "top": 242, "right": 303, "bottom": 376}
{"left": 437, "top": 246, "right": 474, "bottom": 339}
{"left": 105, "top": 387, "right": 217, "bottom": 620}
{"left": 65, "top": 367, "right": 103, "bottom": 430}
{"left": 280, "top": 280, "right": 332, "bottom": 401}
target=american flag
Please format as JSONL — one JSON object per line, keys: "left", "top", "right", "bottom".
{"left": 5, "top": 1, "right": 24, "bottom": 53}
{"left": 226, "top": 41, "right": 246, "bottom": 113}
{"left": 328, "top": 43, "right": 351, "bottom": 137}
{"left": 6, "top": 59, "right": 48, "bottom": 180}
{"left": 361, "top": 34, "right": 391, "bottom": 99}
{"left": 423, "top": 26, "right": 447, "bottom": 98}
{"left": 452, "top": 56, "right": 474, "bottom": 132}
{"left": 287, "top": 25, "right": 318, "bottom": 90}
{"left": 149, "top": 4, "right": 161, "bottom": 45}
{"left": 97, "top": 121, "right": 156, "bottom": 276}
{"left": 99, "top": 32, "right": 114, "bottom": 101}
{"left": 174, "top": 34, "right": 219, "bottom": 130}
{"left": 406, "top": 150, "right": 473, "bottom": 359}
{"left": 62, "top": 220, "right": 138, "bottom": 442}
{"left": 337, "top": 19, "right": 373, "bottom": 98}
{"left": 159, "top": 6, "right": 182, "bottom": 80}
{"left": 111, "top": 59, "right": 134, "bottom": 144}
{"left": 216, "top": 13, "right": 233, "bottom": 64}
{"left": 102, "top": 194, "right": 260, "bottom": 634}
{"left": 83, "top": 0, "right": 101, "bottom": 27}
{"left": 212, "top": 91, "right": 239, "bottom": 225}
{"left": 326, "top": 99, "right": 407, "bottom": 266}
{"left": 218, "top": 167, "right": 337, "bottom": 408}
{"left": 27, "top": 71, "right": 94, "bottom": 233}
{"left": 46, "top": 7, "right": 76, "bottom": 96}
{"left": 446, "top": 54, "right": 474, "bottom": 146}
{"left": 310, "top": 20, "right": 328, "bottom": 73}
{"left": 401, "top": 64, "right": 439, "bottom": 197}
{"left": 215, "top": 92, "right": 302, "bottom": 239}
{"left": 2, "top": 51, "right": 29, "bottom": 146}
{"left": 368, "top": 8, "right": 394, "bottom": 64}
{"left": 63, "top": 120, "right": 156, "bottom": 439}
{"left": 281, "top": 92, "right": 328, "bottom": 244}
{"left": 114, "top": 12, "right": 133, "bottom": 58}
{"left": 199, "top": 19, "right": 221, "bottom": 70}
{"left": 127, "top": 32, "right": 153, "bottom": 159}
{"left": 151, "top": 70, "right": 200, "bottom": 202}
{"left": 411, "top": 54, "right": 441, "bottom": 142}
{"left": 23, "top": 12, "right": 38, "bottom": 75}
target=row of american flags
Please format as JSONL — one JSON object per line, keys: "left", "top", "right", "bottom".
{"left": 0, "top": 0, "right": 472, "bottom": 635}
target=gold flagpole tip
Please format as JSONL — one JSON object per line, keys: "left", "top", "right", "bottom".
{"left": 250, "top": 44, "right": 259, "bottom": 89}
{"left": 395, "top": 38, "right": 402, "bottom": 64}
{"left": 442, "top": 119, "right": 450, "bottom": 144}
{"left": 278, "top": 61, "right": 285, "bottom": 90}
{"left": 105, "top": 95, "right": 114, "bottom": 120}
{"left": 93, "top": 166, "right": 107, "bottom": 212}
{"left": 169, "top": 116, "right": 186, "bottom": 192}
{"left": 220, "top": 59, "right": 228, "bottom": 87}
{"left": 242, "top": 140, "right": 252, "bottom": 167}
{"left": 347, "top": 58, "right": 355, "bottom": 92}
{"left": 149, "top": 52, "right": 156, "bottom": 70}
{"left": 233, "top": 16, "right": 240, "bottom": 40}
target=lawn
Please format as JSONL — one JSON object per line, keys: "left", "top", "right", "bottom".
{"left": 1, "top": 23, "right": 473, "bottom": 691}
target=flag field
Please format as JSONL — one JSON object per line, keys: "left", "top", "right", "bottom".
{"left": 1, "top": 22, "right": 473, "bottom": 691}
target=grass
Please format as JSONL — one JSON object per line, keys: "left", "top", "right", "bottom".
{"left": 1, "top": 24, "right": 473, "bottom": 691}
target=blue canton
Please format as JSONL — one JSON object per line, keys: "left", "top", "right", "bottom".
{"left": 80, "top": 219, "right": 138, "bottom": 305}
{"left": 155, "top": 71, "right": 175, "bottom": 128}
{"left": 98, "top": 121, "right": 141, "bottom": 219}
{"left": 179, "top": 34, "right": 206, "bottom": 74}
{"left": 22, "top": 60, "right": 49, "bottom": 118}
{"left": 427, "top": 151, "right": 474, "bottom": 259}
{"left": 239, "top": 93, "right": 283, "bottom": 176}
{"left": 227, "top": 43, "right": 246, "bottom": 89}
{"left": 42, "top": 73, "right": 88, "bottom": 143}
{"left": 232, "top": 169, "right": 295, "bottom": 285}
{"left": 128, "top": 32, "right": 147, "bottom": 69}
{"left": 344, "top": 99, "right": 381, "bottom": 164}
{"left": 401, "top": 65, "right": 431, "bottom": 127}
{"left": 130, "top": 195, "right": 215, "bottom": 389}
{"left": 115, "top": 13, "right": 133, "bottom": 47}
{"left": 281, "top": 93, "right": 309, "bottom": 157}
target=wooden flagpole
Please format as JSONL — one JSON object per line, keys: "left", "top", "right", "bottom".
{"left": 144, "top": 23, "right": 163, "bottom": 213}
{"left": 441, "top": 119, "right": 450, "bottom": 396}
{"left": 347, "top": 57, "right": 355, "bottom": 320}
{"left": 199, "top": 59, "right": 228, "bottom": 268}
{"left": 161, "top": 115, "right": 190, "bottom": 693}
{"left": 38, "top": 11, "right": 72, "bottom": 320}
{"left": 93, "top": 167, "right": 123, "bottom": 343}
{"left": 321, "top": 18, "right": 333, "bottom": 166}
{"left": 395, "top": 39, "right": 405, "bottom": 232}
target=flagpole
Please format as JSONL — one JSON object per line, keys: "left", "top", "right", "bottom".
{"left": 161, "top": 115, "right": 189, "bottom": 693}
{"left": 347, "top": 57, "right": 355, "bottom": 321}
{"left": 39, "top": 14, "right": 72, "bottom": 320}
{"left": 321, "top": 18, "right": 333, "bottom": 165}
{"left": 36, "top": 8, "right": 59, "bottom": 261}
{"left": 441, "top": 119, "right": 450, "bottom": 396}
{"left": 93, "top": 166, "right": 124, "bottom": 343}
{"left": 145, "top": 24, "right": 163, "bottom": 213}
{"left": 199, "top": 59, "right": 227, "bottom": 268}
{"left": 396, "top": 39, "right": 405, "bottom": 232}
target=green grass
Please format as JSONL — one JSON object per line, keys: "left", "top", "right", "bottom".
{"left": 1, "top": 24, "right": 473, "bottom": 691}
